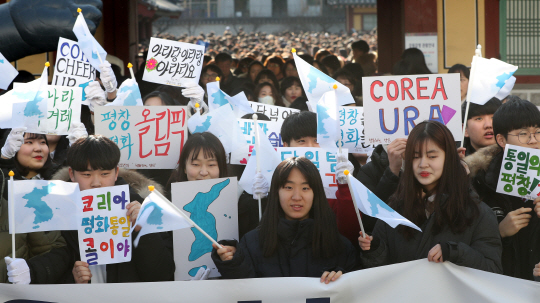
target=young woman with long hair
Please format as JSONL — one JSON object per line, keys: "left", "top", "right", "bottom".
{"left": 359, "top": 121, "right": 503, "bottom": 273}
{"left": 212, "top": 157, "right": 356, "bottom": 283}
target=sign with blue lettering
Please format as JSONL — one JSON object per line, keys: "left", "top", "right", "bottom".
{"left": 338, "top": 106, "right": 374, "bottom": 154}
{"left": 362, "top": 74, "right": 461, "bottom": 144}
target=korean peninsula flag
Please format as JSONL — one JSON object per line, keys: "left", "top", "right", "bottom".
{"left": 316, "top": 89, "right": 340, "bottom": 149}
{"left": 293, "top": 50, "right": 355, "bottom": 108}
{"left": 0, "top": 51, "right": 18, "bottom": 90}
{"left": 468, "top": 56, "right": 518, "bottom": 105}
{"left": 105, "top": 78, "right": 143, "bottom": 106}
{"left": 207, "top": 81, "right": 254, "bottom": 117}
{"left": 347, "top": 175, "right": 421, "bottom": 231}
{"left": 73, "top": 12, "right": 107, "bottom": 72}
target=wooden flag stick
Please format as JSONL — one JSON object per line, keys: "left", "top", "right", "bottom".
{"left": 461, "top": 45, "right": 483, "bottom": 148}
{"left": 344, "top": 170, "right": 366, "bottom": 238}
{"left": 252, "top": 114, "right": 263, "bottom": 221}
{"left": 9, "top": 171, "right": 15, "bottom": 258}
{"left": 148, "top": 186, "right": 222, "bottom": 249}
{"left": 127, "top": 63, "right": 135, "bottom": 80}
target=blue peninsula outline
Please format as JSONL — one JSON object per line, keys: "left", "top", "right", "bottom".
{"left": 23, "top": 183, "right": 56, "bottom": 229}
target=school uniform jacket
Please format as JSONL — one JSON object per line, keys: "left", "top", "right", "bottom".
{"left": 52, "top": 167, "right": 175, "bottom": 283}
{"left": 211, "top": 218, "right": 357, "bottom": 279}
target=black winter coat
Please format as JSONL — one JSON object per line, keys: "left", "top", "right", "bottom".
{"left": 466, "top": 145, "right": 538, "bottom": 280}
{"left": 212, "top": 218, "right": 357, "bottom": 279}
{"left": 361, "top": 200, "right": 503, "bottom": 274}
{"left": 61, "top": 177, "right": 175, "bottom": 283}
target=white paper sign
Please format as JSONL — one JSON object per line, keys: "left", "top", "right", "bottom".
{"left": 405, "top": 33, "right": 438, "bottom": 73}
{"left": 12, "top": 86, "right": 82, "bottom": 135}
{"left": 362, "top": 73, "right": 461, "bottom": 144}
{"left": 143, "top": 37, "right": 205, "bottom": 86}
{"left": 276, "top": 147, "right": 347, "bottom": 199}
{"left": 339, "top": 106, "right": 375, "bottom": 154}
{"left": 248, "top": 101, "right": 300, "bottom": 122}
{"left": 496, "top": 144, "right": 540, "bottom": 200}
{"left": 230, "top": 118, "right": 284, "bottom": 165}
{"left": 95, "top": 106, "right": 188, "bottom": 169}
{"left": 52, "top": 37, "right": 96, "bottom": 104}
{"left": 171, "top": 177, "right": 238, "bottom": 281}
{"left": 0, "top": 51, "right": 18, "bottom": 90}
{"left": 78, "top": 185, "right": 132, "bottom": 265}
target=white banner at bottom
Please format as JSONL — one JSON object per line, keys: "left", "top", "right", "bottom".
{"left": 1, "top": 260, "right": 539, "bottom": 302}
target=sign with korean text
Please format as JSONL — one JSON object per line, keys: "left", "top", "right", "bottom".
{"left": 404, "top": 33, "right": 438, "bottom": 73}
{"left": 171, "top": 178, "right": 238, "bottom": 280}
{"left": 95, "top": 106, "right": 188, "bottom": 169}
{"left": 230, "top": 118, "right": 283, "bottom": 165}
{"left": 496, "top": 144, "right": 540, "bottom": 200}
{"left": 12, "top": 86, "right": 82, "bottom": 135}
{"left": 52, "top": 37, "right": 96, "bottom": 104}
{"left": 362, "top": 74, "right": 461, "bottom": 144}
{"left": 143, "top": 37, "right": 205, "bottom": 86}
{"left": 276, "top": 147, "right": 348, "bottom": 199}
{"left": 78, "top": 185, "right": 132, "bottom": 265}
{"left": 339, "top": 106, "right": 374, "bottom": 154}
{"left": 248, "top": 101, "right": 300, "bottom": 123}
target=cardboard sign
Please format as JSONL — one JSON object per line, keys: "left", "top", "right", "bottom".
{"left": 339, "top": 106, "right": 375, "bottom": 154}
{"left": 362, "top": 74, "right": 461, "bottom": 144}
{"left": 12, "top": 86, "right": 82, "bottom": 135}
{"left": 52, "top": 38, "right": 96, "bottom": 104}
{"left": 143, "top": 37, "right": 204, "bottom": 86}
{"left": 248, "top": 101, "right": 300, "bottom": 122}
{"left": 95, "top": 106, "right": 188, "bottom": 169}
{"left": 230, "top": 118, "right": 284, "bottom": 165}
{"left": 276, "top": 147, "right": 348, "bottom": 199}
{"left": 496, "top": 144, "right": 540, "bottom": 200}
{"left": 78, "top": 185, "right": 132, "bottom": 265}
{"left": 171, "top": 178, "right": 238, "bottom": 280}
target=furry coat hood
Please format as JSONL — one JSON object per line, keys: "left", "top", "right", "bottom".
{"left": 52, "top": 167, "right": 165, "bottom": 199}
{"left": 463, "top": 144, "right": 502, "bottom": 178}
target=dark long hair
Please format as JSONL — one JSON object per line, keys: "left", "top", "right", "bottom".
{"left": 254, "top": 82, "right": 284, "bottom": 107}
{"left": 388, "top": 121, "right": 479, "bottom": 238}
{"left": 259, "top": 157, "right": 344, "bottom": 258}
{"left": 14, "top": 133, "right": 53, "bottom": 179}
{"left": 167, "top": 132, "right": 228, "bottom": 184}
{"left": 401, "top": 48, "right": 431, "bottom": 75}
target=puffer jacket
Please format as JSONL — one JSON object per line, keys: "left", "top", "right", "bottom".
{"left": 212, "top": 218, "right": 357, "bottom": 279}
{"left": 0, "top": 159, "right": 71, "bottom": 284}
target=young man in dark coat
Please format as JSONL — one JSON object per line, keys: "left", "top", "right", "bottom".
{"left": 464, "top": 98, "right": 540, "bottom": 280}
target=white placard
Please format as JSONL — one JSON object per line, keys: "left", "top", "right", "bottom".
{"left": 248, "top": 101, "right": 300, "bottom": 122}
{"left": 94, "top": 106, "right": 188, "bottom": 169}
{"left": 78, "top": 185, "right": 132, "bottom": 265}
{"left": 405, "top": 33, "right": 438, "bottom": 73}
{"left": 230, "top": 118, "right": 284, "bottom": 165}
{"left": 277, "top": 147, "right": 347, "bottom": 199}
{"left": 496, "top": 144, "right": 540, "bottom": 200}
{"left": 362, "top": 73, "right": 461, "bottom": 144}
{"left": 143, "top": 37, "right": 205, "bottom": 86}
{"left": 339, "top": 106, "right": 375, "bottom": 154}
{"left": 171, "top": 177, "right": 238, "bottom": 281}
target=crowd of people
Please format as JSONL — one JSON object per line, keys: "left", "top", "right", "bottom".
{"left": 1, "top": 27, "right": 540, "bottom": 290}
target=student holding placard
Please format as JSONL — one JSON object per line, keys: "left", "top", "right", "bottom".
{"left": 212, "top": 157, "right": 356, "bottom": 282}
{"left": 359, "top": 121, "right": 502, "bottom": 274}
{"left": 52, "top": 135, "right": 174, "bottom": 283}
{"left": 464, "top": 98, "right": 540, "bottom": 280}
{"left": 1, "top": 129, "right": 71, "bottom": 284}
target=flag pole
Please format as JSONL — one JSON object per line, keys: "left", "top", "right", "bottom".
{"left": 9, "top": 171, "right": 15, "bottom": 258}
{"left": 252, "top": 114, "right": 263, "bottom": 221}
{"left": 148, "top": 186, "right": 223, "bottom": 249}
{"left": 344, "top": 170, "right": 366, "bottom": 238}
{"left": 127, "top": 63, "right": 135, "bottom": 80}
{"left": 333, "top": 84, "right": 342, "bottom": 155}
{"left": 461, "top": 45, "right": 483, "bottom": 148}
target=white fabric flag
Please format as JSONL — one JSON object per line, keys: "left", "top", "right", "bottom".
{"left": 0, "top": 51, "right": 18, "bottom": 90}
{"left": 105, "top": 78, "right": 143, "bottom": 106}
{"left": 468, "top": 57, "right": 518, "bottom": 105}
{"left": 494, "top": 76, "right": 516, "bottom": 101}
{"left": 348, "top": 174, "right": 421, "bottom": 231}
{"left": 73, "top": 13, "right": 107, "bottom": 72}
{"left": 207, "top": 81, "right": 254, "bottom": 118}
{"left": 239, "top": 122, "right": 281, "bottom": 194}
{"left": 293, "top": 51, "right": 355, "bottom": 108}
{"left": 225, "top": 91, "right": 255, "bottom": 118}
{"left": 316, "top": 90, "right": 340, "bottom": 149}
{"left": 9, "top": 180, "right": 81, "bottom": 234}
{"left": 131, "top": 192, "right": 192, "bottom": 247}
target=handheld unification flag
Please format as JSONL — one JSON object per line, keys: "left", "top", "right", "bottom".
{"left": 9, "top": 180, "right": 81, "bottom": 234}
{"left": 72, "top": 9, "right": 107, "bottom": 72}
{"left": 292, "top": 49, "right": 355, "bottom": 108}
{"left": 131, "top": 191, "right": 192, "bottom": 247}
{"left": 207, "top": 81, "right": 254, "bottom": 117}
{"left": 346, "top": 173, "right": 421, "bottom": 231}
{"left": 316, "top": 89, "right": 340, "bottom": 149}
{"left": 0, "top": 51, "right": 18, "bottom": 90}
{"left": 468, "top": 56, "right": 518, "bottom": 105}
{"left": 105, "top": 78, "right": 143, "bottom": 106}
{"left": 188, "top": 103, "right": 248, "bottom": 155}
{"left": 239, "top": 122, "right": 281, "bottom": 194}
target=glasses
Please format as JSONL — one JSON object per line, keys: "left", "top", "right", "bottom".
{"left": 507, "top": 129, "right": 540, "bottom": 144}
